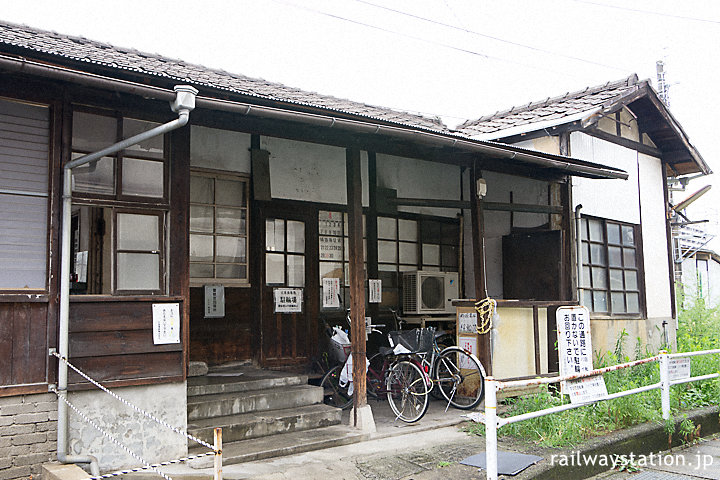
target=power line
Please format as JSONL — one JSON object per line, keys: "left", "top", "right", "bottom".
{"left": 351, "top": 0, "right": 632, "bottom": 72}
{"left": 571, "top": 0, "right": 720, "bottom": 25}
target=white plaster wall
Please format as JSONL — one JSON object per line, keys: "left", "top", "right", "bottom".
{"left": 262, "top": 136, "right": 369, "bottom": 206}
{"left": 68, "top": 382, "right": 187, "bottom": 472}
{"left": 376, "top": 154, "right": 461, "bottom": 218}
{"left": 513, "top": 136, "right": 560, "bottom": 156}
{"left": 571, "top": 132, "right": 641, "bottom": 224}
{"left": 190, "top": 126, "right": 251, "bottom": 173}
{"left": 638, "top": 153, "right": 673, "bottom": 320}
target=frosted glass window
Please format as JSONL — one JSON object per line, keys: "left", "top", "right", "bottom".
{"left": 266, "top": 219, "right": 285, "bottom": 252}
{"left": 287, "top": 255, "right": 305, "bottom": 287}
{"left": 591, "top": 267, "right": 607, "bottom": 289}
{"left": 122, "top": 158, "right": 164, "bottom": 198}
{"left": 217, "top": 179, "right": 246, "bottom": 206}
{"left": 190, "top": 176, "right": 213, "bottom": 203}
{"left": 217, "top": 264, "right": 246, "bottom": 279}
{"left": 593, "top": 291, "right": 608, "bottom": 312}
{"left": 190, "top": 206, "right": 214, "bottom": 233}
{"left": 190, "top": 264, "right": 213, "bottom": 278}
{"left": 398, "top": 219, "right": 417, "bottom": 241}
{"left": 117, "top": 214, "right": 159, "bottom": 251}
{"left": 190, "top": 235, "right": 213, "bottom": 262}
{"left": 625, "top": 271, "right": 638, "bottom": 290}
{"left": 588, "top": 219, "right": 603, "bottom": 242}
{"left": 377, "top": 217, "right": 397, "bottom": 240}
{"left": 72, "top": 155, "right": 115, "bottom": 195}
{"left": 608, "top": 246, "right": 622, "bottom": 267}
{"left": 123, "top": 119, "right": 163, "bottom": 159}
{"left": 217, "top": 236, "right": 246, "bottom": 263}
{"left": 266, "top": 253, "right": 285, "bottom": 285}
{"left": 422, "top": 244, "right": 440, "bottom": 266}
{"left": 606, "top": 223, "right": 621, "bottom": 245}
{"left": 378, "top": 240, "right": 397, "bottom": 263}
{"left": 72, "top": 112, "right": 116, "bottom": 152}
{"left": 611, "top": 292, "right": 625, "bottom": 313}
{"left": 216, "top": 208, "right": 245, "bottom": 235}
{"left": 399, "top": 242, "right": 417, "bottom": 265}
{"left": 609, "top": 269, "right": 623, "bottom": 290}
{"left": 287, "top": 221, "right": 305, "bottom": 253}
{"left": 117, "top": 253, "right": 159, "bottom": 290}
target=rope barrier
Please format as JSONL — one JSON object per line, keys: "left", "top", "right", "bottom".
{"left": 474, "top": 297, "right": 496, "bottom": 335}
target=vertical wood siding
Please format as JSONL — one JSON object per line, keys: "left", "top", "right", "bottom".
{"left": 0, "top": 302, "right": 49, "bottom": 388}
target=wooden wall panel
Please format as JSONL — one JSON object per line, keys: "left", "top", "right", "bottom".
{"left": 0, "top": 302, "right": 49, "bottom": 388}
{"left": 189, "top": 287, "right": 253, "bottom": 366}
{"left": 68, "top": 352, "right": 183, "bottom": 385}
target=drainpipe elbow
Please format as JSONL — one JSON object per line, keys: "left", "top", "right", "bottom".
{"left": 58, "top": 453, "right": 100, "bottom": 476}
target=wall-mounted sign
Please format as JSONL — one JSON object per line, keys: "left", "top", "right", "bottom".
{"left": 668, "top": 357, "right": 691, "bottom": 381}
{"left": 318, "top": 210, "right": 344, "bottom": 236}
{"left": 274, "top": 288, "right": 303, "bottom": 313}
{"left": 204, "top": 285, "right": 225, "bottom": 318}
{"left": 458, "top": 312, "right": 477, "bottom": 334}
{"left": 369, "top": 279, "right": 382, "bottom": 303}
{"left": 458, "top": 336, "right": 478, "bottom": 369}
{"left": 319, "top": 236, "right": 343, "bottom": 261}
{"left": 152, "top": 303, "right": 180, "bottom": 345}
{"left": 322, "top": 278, "right": 341, "bottom": 308}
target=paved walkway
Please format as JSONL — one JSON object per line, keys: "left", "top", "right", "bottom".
{"left": 586, "top": 435, "right": 720, "bottom": 480}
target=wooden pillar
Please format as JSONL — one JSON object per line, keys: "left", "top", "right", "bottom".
{"left": 366, "top": 153, "right": 379, "bottom": 323}
{"left": 470, "top": 162, "right": 492, "bottom": 375}
{"left": 346, "top": 148, "right": 367, "bottom": 410}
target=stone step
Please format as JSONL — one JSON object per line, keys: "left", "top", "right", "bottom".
{"left": 187, "top": 403, "right": 342, "bottom": 444}
{"left": 187, "top": 423, "right": 368, "bottom": 468}
{"left": 187, "top": 369, "right": 306, "bottom": 397}
{"left": 187, "top": 384, "right": 323, "bottom": 421}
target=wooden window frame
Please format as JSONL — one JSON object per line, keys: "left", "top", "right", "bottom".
{"left": 113, "top": 209, "right": 165, "bottom": 295}
{"left": 581, "top": 215, "right": 645, "bottom": 318}
{"left": 189, "top": 170, "right": 250, "bottom": 287}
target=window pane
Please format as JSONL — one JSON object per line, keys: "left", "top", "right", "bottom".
{"left": 320, "top": 262, "right": 343, "bottom": 282}
{"left": 190, "top": 206, "right": 213, "bottom": 233}
{"left": 217, "top": 264, "right": 246, "bottom": 279}
{"left": 609, "top": 268, "right": 623, "bottom": 290}
{"left": 606, "top": 223, "right": 621, "bottom": 245}
{"left": 421, "top": 221, "right": 442, "bottom": 244}
{"left": 588, "top": 219, "right": 603, "bottom": 242}
{"left": 611, "top": 292, "right": 626, "bottom": 313}
{"left": 582, "top": 242, "right": 590, "bottom": 265}
{"left": 378, "top": 240, "right": 397, "bottom": 263}
{"left": 593, "top": 291, "right": 608, "bottom": 312}
{"left": 216, "top": 207, "right": 245, "bottom": 235}
{"left": 123, "top": 119, "right": 163, "bottom": 159}
{"left": 216, "top": 179, "right": 246, "bottom": 207}
{"left": 623, "top": 248, "right": 636, "bottom": 267}
{"left": 442, "top": 245, "right": 458, "bottom": 269}
{"left": 72, "top": 155, "right": 115, "bottom": 195}
{"left": 399, "top": 242, "right": 417, "bottom": 265}
{"left": 266, "top": 219, "right": 285, "bottom": 252}
{"left": 286, "top": 221, "right": 305, "bottom": 253}
{"left": 591, "top": 267, "right": 607, "bottom": 289}
{"left": 423, "top": 244, "right": 440, "bottom": 266}
{"left": 287, "top": 255, "right": 305, "bottom": 287}
{"left": 627, "top": 293, "right": 640, "bottom": 313}
{"left": 622, "top": 226, "right": 635, "bottom": 246}
{"left": 378, "top": 269, "right": 398, "bottom": 288}
{"left": 343, "top": 238, "right": 366, "bottom": 261}
{"left": 190, "top": 263, "right": 213, "bottom": 278}
{"left": 398, "top": 219, "right": 417, "bottom": 241}
{"left": 190, "top": 235, "right": 213, "bottom": 262}
{"left": 122, "top": 158, "right": 164, "bottom": 197}
{"left": 608, "top": 246, "right": 622, "bottom": 267}
{"left": 590, "top": 244, "right": 606, "bottom": 265}
{"left": 580, "top": 219, "right": 588, "bottom": 240}
{"left": 216, "top": 236, "right": 246, "bottom": 263}
{"left": 583, "top": 290, "right": 593, "bottom": 308}
{"left": 117, "top": 253, "right": 159, "bottom": 290}
{"left": 117, "top": 214, "right": 159, "bottom": 250}
{"left": 378, "top": 217, "right": 397, "bottom": 240}
{"left": 442, "top": 223, "right": 460, "bottom": 245}
{"left": 265, "top": 253, "right": 285, "bottom": 284}
{"left": 582, "top": 266, "right": 591, "bottom": 287}
{"left": 190, "top": 176, "right": 213, "bottom": 204}
{"left": 625, "top": 270, "right": 638, "bottom": 290}
{"left": 72, "top": 112, "right": 116, "bottom": 152}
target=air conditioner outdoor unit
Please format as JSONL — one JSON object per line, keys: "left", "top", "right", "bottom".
{"left": 402, "top": 270, "right": 459, "bottom": 315}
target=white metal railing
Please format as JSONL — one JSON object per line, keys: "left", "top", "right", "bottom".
{"left": 481, "top": 349, "right": 720, "bottom": 480}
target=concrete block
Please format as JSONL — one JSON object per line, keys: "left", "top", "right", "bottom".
{"left": 0, "top": 404, "right": 34, "bottom": 416}
{"left": 42, "top": 463, "right": 90, "bottom": 480}
{"left": 36, "top": 422, "right": 58, "bottom": 433}
{"left": 0, "top": 437, "right": 10, "bottom": 448}
{"left": 33, "top": 401, "right": 57, "bottom": 413}
{"left": 348, "top": 404, "right": 376, "bottom": 433}
{"left": 5, "top": 424, "right": 35, "bottom": 436}
{"left": 0, "top": 466, "right": 31, "bottom": 480}
{"left": 14, "top": 412, "right": 49, "bottom": 424}
{"left": 12, "top": 432, "right": 47, "bottom": 445}
{"left": 0, "top": 457, "right": 11, "bottom": 469}
{"left": 188, "top": 361, "right": 209, "bottom": 377}
{"left": 13, "top": 452, "right": 53, "bottom": 467}
{"left": 0, "top": 416, "right": 13, "bottom": 427}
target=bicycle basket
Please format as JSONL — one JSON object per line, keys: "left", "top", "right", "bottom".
{"left": 329, "top": 337, "right": 351, "bottom": 363}
{"left": 388, "top": 327, "right": 435, "bottom": 354}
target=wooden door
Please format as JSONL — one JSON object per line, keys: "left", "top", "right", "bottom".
{"left": 259, "top": 206, "right": 318, "bottom": 367}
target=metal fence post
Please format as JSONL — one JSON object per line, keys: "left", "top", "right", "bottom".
{"left": 485, "top": 377, "right": 498, "bottom": 480}
{"left": 214, "top": 427, "right": 223, "bottom": 480}
{"left": 659, "top": 351, "right": 670, "bottom": 421}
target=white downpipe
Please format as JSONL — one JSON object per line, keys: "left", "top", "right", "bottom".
{"left": 484, "top": 377, "right": 498, "bottom": 480}
{"left": 55, "top": 85, "right": 197, "bottom": 474}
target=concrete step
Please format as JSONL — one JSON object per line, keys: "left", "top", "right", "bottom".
{"left": 187, "top": 384, "right": 323, "bottom": 421}
{"left": 188, "top": 423, "right": 369, "bottom": 468}
{"left": 187, "top": 369, "right": 306, "bottom": 397}
{"left": 187, "top": 403, "right": 342, "bottom": 444}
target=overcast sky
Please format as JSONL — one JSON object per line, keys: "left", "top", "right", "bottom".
{"left": 3, "top": 0, "right": 719, "bottom": 246}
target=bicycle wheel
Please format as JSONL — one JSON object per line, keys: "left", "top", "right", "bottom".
{"left": 386, "top": 360, "right": 429, "bottom": 423}
{"left": 320, "top": 365, "right": 353, "bottom": 409}
{"left": 434, "top": 346, "right": 485, "bottom": 410}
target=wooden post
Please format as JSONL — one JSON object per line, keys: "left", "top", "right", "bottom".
{"left": 346, "top": 148, "right": 367, "bottom": 413}
{"left": 470, "top": 162, "right": 492, "bottom": 376}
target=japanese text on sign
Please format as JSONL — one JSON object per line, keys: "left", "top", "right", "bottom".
{"left": 369, "top": 279, "right": 382, "bottom": 303}
{"left": 322, "top": 278, "right": 340, "bottom": 308}
{"left": 668, "top": 357, "right": 691, "bottom": 381}
{"left": 152, "top": 303, "right": 180, "bottom": 345}
{"left": 274, "top": 288, "right": 303, "bottom": 313}
{"left": 458, "top": 312, "right": 477, "bottom": 334}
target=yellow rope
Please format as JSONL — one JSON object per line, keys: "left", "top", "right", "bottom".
{"left": 474, "top": 297, "right": 496, "bottom": 335}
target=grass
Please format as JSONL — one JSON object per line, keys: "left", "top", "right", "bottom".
{"left": 465, "top": 293, "right": 720, "bottom": 447}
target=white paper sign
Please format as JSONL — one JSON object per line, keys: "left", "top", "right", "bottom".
{"left": 152, "top": 303, "right": 180, "bottom": 345}
{"left": 566, "top": 375, "right": 609, "bottom": 404}
{"left": 204, "top": 285, "right": 225, "bottom": 318}
{"left": 668, "top": 357, "right": 691, "bottom": 381}
{"left": 369, "top": 279, "right": 382, "bottom": 303}
{"left": 322, "top": 278, "right": 340, "bottom": 308}
{"left": 319, "top": 236, "right": 343, "bottom": 260}
{"left": 274, "top": 288, "right": 303, "bottom": 313}
{"left": 458, "top": 336, "right": 477, "bottom": 369}
{"left": 75, "top": 251, "right": 88, "bottom": 283}
{"left": 458, "top": 312, "right": 477, "bottom": 334}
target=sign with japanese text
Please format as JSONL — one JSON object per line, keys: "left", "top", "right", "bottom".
{"left": 668, "top": 357, "right": 691, "bottom": 381}
{"left": 318, "top": 211, "right": 343, "bottom": 236}
{"left": 319, "top": 236, "right": 343, "bottom": 260}
{"left": 369, "top": 279, "right": 382, "bottom": 303}
{"left": 322, "top": 278, "right": 341, "bottom": 308}
{"left": 458, "top": 312, "right": 477, "bottom": 334}
{"left": 274, "top": 288, "right": 303, "bottom": 313}
{"left": 556, "top": 305, "right": 607, "bottom": 403}
{"left": 458, "top": 336, "right": 478, "bottom": 369}
{"left": 152, "top": 303, "right": 180, "bottom": 345}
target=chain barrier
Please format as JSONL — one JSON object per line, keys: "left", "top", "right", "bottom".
{"left": 50, "top": 351, "right": 220, "bottom": 479}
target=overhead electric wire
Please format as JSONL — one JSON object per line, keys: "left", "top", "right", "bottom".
{"left": 572, "top": 0, "right": 720, "bottom": 25}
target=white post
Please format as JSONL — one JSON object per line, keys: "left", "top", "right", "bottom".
{"left": 659, "top": 351, "right": 671, "bottom": 420}
{"left": 485, "top": 377, "right": 498, "bottom": 480}
{"left": 214, "top": 427, "right": 223, "bottom": 480}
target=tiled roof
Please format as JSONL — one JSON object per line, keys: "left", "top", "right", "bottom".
{"left": 0, "top": 20, "right": 447, "bottom": 131}
{"left": 458, "top": 75, "right": 642, "bottom": 137}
